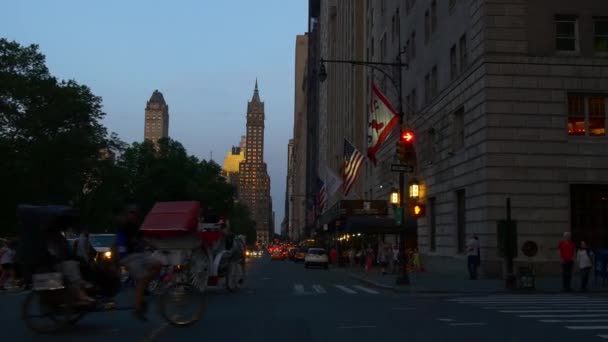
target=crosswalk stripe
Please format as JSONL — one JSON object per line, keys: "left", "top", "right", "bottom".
{"left": 352, "top": 285, "right": 379, "bottom": 294}
{"left": 294, "top": 284, "right": 305, "bottom": 294}
{"left": 502, "top": 310, "right": 608, "bottom": 313}
{"left": 312, "top": 284, "right": 326, "bottom": 294}
{"left": 540, "top": 319, "right": 608, "bottom": 323}
{"left": 335, "top": 285, "right": 357, "bottom": 294}
{"left": 520, "top": 314, "right": 608, "bottom": 318}
{"left": 486, "top": 306, "right": 608, "bottom": 310}
{"left": 566, "top": 326, "right": 608, "bottom": 330}
{"left": 598, "top": 335, "right": 608, "bottom": 339}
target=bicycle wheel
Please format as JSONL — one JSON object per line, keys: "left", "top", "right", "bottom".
{"left": 159, "top": 282, "right": 205, "bottom": 327}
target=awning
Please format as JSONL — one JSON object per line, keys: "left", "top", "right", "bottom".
{"left": 342, "top": 216, "right": 417, "bottom": 234}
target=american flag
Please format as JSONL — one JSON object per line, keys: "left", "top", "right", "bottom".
{"left": 317, "top": 177, "right": 327, "bottom": 212}
{"left": 342, "top": 139, "right": 365, "bottom": 196}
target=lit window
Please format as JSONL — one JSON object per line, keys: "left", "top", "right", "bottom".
{"left": 589, "top": 96, "right": 606, "bottom": 136}
{"left": 568, "top": 95, "right": 585, "bottom": 135}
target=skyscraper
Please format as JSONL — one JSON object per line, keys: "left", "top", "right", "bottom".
{"left": 239, "top": 80, "right": 272, "bottom": 246}
{"left": 144, "top": 89, "right": 169, "bottom": 143}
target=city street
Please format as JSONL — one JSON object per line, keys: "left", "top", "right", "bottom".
{"left": 1, "top": 256, "right": 608, "bottom": 341}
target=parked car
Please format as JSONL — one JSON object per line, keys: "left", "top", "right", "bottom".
{"left": 304, "top": 248, "right": 329, "bottom": 269}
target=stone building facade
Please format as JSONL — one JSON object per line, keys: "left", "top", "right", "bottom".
{"left": 292, "top": 35, "right": 309, "bottom": 241}
{"left": 364, "top": 0, "right": 608, "bottom": 275}
{"left": 301, "top": 0, "right": 608, "bottom": 275}
{"left": 144, "top": 90, "right": 169, "bottom": 143}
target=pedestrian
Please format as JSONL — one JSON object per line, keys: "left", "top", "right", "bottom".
{"left": 577, "top": 241, "right": 593, "bottom": 292}
{"left": 466, "top": 235, "right": 480, "bottom": 279}
{"left": 391, "top": 245, "right": 399, "bottom": 273}
{"left": 0, "top": 240, "right": 16, "bottom": 290}
{"left": 559, "top": 232, "right": 576, "bottom": 292}
{"left": 378, "top": 246, "right": 389, "bottom": 275}
{"left": 365, "top": 246, "right": 374, "bottom": 273}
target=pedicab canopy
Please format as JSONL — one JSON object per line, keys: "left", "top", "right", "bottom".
{"left": 140, "top": 201, "right": 201, "bottom": 238}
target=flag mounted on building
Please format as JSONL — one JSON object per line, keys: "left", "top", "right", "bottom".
{"left": 316, "top": 177, "right": 327, "bottom": 212}
{"left": 325, "top": 166, "right": 342, "bottom": 197}
{"left": 342, "top": 138, "right": 365, "bottom": 197}
{"left": 367, "top": 83, "right": 400, "bottom": 165}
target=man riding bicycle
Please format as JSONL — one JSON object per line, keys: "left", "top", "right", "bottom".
{"left": 115, "top": 205, "right": 161, "bottom": 321}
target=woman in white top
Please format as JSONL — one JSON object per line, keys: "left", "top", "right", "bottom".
{"left": 577, "top": 241, "right": 593, "bottom": 292}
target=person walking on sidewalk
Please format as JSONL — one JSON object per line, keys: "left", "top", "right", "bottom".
{"left": 559, "top": 232, "right": 576, "bottom": 292}
{"left": 0, "top": 240, "right": 16, "bottom": 290}
{"left": 577, "top": 241, "right": 593, "bottom": 292}
{"left": 466, "top": 235, "right": 480, "bottom": 279}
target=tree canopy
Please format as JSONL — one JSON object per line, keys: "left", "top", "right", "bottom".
{"left": 0, "top": 38, "right": 256, "bottom": 243}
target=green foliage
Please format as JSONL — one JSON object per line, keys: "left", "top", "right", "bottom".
{"left": 0, "top": 38, "right": 256, "bottom": 236}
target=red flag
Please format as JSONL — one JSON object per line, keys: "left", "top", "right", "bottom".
{"left": 367, "top": 83, "right": 400, "bottom": 165}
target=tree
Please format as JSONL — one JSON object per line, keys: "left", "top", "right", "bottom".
{"left": 230, "top": 203, "right": 257, "bottom": 245}
{"left": 0, "top": 38, "right": 111, "bottom": 234}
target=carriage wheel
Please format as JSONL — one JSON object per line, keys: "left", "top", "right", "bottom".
{"left": 226, "top": 261, "right": 244, "bottom": 292}
{"left": 188, "top": 250, "right": 210, "bottom": 292}
{"left": 159, "top": 282, "right": 205, "bottom": 327}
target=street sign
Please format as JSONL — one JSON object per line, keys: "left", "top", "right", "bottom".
{"left": 391, "top": 164, "right": 414, "bottom": 173}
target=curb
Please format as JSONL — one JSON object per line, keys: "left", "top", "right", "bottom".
{"left": 341, "top": 271, "right": 608, "bottom": 295}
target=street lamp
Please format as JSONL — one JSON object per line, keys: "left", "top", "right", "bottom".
{"left": 389, "top": 188, "right": 400, "bottom": 205}
{"left": 319, "top": 53, "right": 411, "bottom": 285}
{"left": 409, "top": 180, "right": 420, "bottom": 199}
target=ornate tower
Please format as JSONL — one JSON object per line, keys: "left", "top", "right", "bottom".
{"left": 239, "top": 80, "right": 272, "bottom": 246}
{"left": 144, "top": 89, "right": 169, "bottom": 143}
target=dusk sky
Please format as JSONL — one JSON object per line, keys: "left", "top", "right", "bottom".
{"left": 1, "top": 0, "right": 308, "bottom": 233}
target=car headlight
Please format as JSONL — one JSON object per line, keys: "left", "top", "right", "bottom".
{"left": 104, "top": 251, "right": 112, "bottom": 259}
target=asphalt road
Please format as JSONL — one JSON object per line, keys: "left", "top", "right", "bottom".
{"left": 2, "top": 255, "right": 608, "bottom": 341}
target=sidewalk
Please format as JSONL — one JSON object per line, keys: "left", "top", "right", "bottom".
{"left": 335, "top": 266, "right": 608, "bottom": 294}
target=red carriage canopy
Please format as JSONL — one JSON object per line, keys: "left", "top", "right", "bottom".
{"left": 140, "top": 201, "right": 201, "bottom": 238}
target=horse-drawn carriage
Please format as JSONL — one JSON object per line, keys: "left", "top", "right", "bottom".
{"left": 141, "top": 201, "right": 246, "bottom": 293}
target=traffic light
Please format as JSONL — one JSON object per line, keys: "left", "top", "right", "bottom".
{"left": 396, "top": 127, "right": 416, "bottom": 164}
{"left": 408, "top": 203, "right": 426, "bottom": 217}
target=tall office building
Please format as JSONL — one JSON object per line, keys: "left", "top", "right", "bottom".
{"left": 239, "top": 80, "right": 272, "bottom": 246}
{"left": 144, "top": 89, "right": 169, "bottom": 143}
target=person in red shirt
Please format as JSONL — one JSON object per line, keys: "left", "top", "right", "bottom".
{"left": 558, "top": 232, "right": 576, "bottom": 292}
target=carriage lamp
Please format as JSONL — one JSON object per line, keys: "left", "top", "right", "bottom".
{"left": 104, "top": 250, "right": 112, "bottom": 259}
{"left": 409, "top": 181, "right": 420, "bottom": 199}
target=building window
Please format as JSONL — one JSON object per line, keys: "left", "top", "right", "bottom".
{"left": 411, "top": 31, "right": 417, "bottom": 59}
{"left": 459, "top": 34, "right": 468, "bottom": 72}
{"left": 556, "top": 15, "right": 578, "bottom": 52}
{"left": 589, "top": 96, "right": 606, "bottom": 136}
{"left": 429, "top": 197, "right": 436, "bottom": 252}
{"left": 424, "top": 10, "right": 430, "bottom": 44}
{"left": 453, "top": 107, "right": 465, "bottom": 149}
{"left": 595, "top": 18, "right": 608, "bottom": 52}
{"left": 567, "top": 95, "right": 586, "bottom": 136}
{"left": 424, "top": 74, "right": 430, "bottom": 103}
{"left": 431, "top": 0, "right": 437, "bottom": 33}
{"left": 450, "top": 45, "right": 457, "bottom": 80}
{"left": 431, "top": 66, "right": 438, "bottom": 97}
{"left": 456, "top": 189, "right": 466, "bottom": 254}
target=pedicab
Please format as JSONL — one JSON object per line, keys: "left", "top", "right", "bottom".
{"left": 19, "top": 204, "right": 204, "bottom": 334}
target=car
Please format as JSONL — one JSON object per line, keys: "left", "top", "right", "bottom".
{"left": 271, "top": 250, "right": 287, "bottom": 261}
{"left": 293, "top": 248, "right": 307, "bottom": 262}
{"left": 304, "top": 248, "right": 329, "bottom": 269}
{"left": 246, "top": 249, "right": 262, "bottom": 258}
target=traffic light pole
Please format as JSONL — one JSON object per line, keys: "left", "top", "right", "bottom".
{"left": 394, "top": 50, "right": 410, "bottom": 286}
{"left": 319, "top": 49, "right": 410, "bottom": 286}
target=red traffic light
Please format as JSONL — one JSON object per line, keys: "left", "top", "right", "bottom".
{"left": 401, "top": 131, "right": 414, "bottom": 143}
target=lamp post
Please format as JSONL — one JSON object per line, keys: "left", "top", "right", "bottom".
{"left": 319, "top": 51, "right": 411, "bottom": 285}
